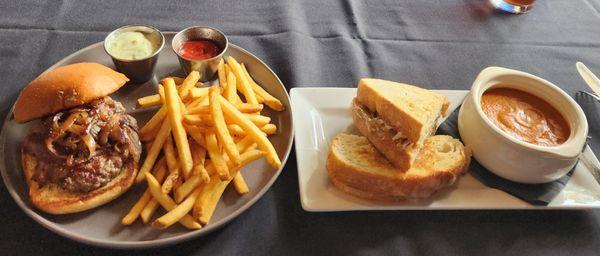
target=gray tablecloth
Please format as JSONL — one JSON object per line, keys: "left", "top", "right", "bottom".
{"left": 2, "top": 0, "right": 600, "bottom": 255}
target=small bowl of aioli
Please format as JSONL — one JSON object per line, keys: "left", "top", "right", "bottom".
{"left": 104, "top": 24, "right": 165, "bottom": 83}
{"left": 458, "top": 67, "right": 588, "bottom": 184}
{"left": 172, "top": 26, "right": 228, "bottom": 82}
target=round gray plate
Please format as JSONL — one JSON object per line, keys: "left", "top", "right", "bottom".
{"left": 0, "top": 32, "right": 294, "bottom": 249}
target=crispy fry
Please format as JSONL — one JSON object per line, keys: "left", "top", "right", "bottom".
{"left": 164, "top": 78, "right": 194, "bottom": 178}
{"left": 217, "top": 58, "right": 227, "bottom": 89}
{"left": 189, "top": 87, "right": 209, "bottom": 100}
{"left": 183, "top": 114, "right": 213, "bottom": 126}
{"left": 145, "top": 173, "right": 202, "bottom": 229}
{"left": 163, "top": 136, "right": 179, "bottom": 174}
{"left": 121, "top": 159, "right": 167, "bottom": 225}
{"left": 174, "top": 174, "right": 202, "bottom": 203}
{"left": 153, "top": 186, "right": 203, "bottom": 229}
{"left": 261, "top": 123, "right": 277, "bottom": 135}
{"left": 225, "top": 71, "right": 237, "bottom": 103}
{"left": 139, "top": 106, "right": 167, "bottom": 137}
{"left": 210, "top": 86, "right": 241, "bottom": 164}
{"left": 140, "top": 159, "right": 169, "bottom": 223}
{"left": 224, "top": 113, "right": 270, "bottom": 127}
{"left": 241, "top": 63, "right": 285, "bottom": 111}
{"left": 178, "top": 71, "right": 201, "bottom": 100}
{"left": 161, "top": 171, "right": 179, "bottom": 194}
{"left": 135, "top": 118, "right": 171, "bottom": 183}
{"left": 227, "top": 56, "right": 258, "bottom": 104}
{"left": 227, "top": 124, "right": 245, "bottom": 137}
{"left": 196, "top": 150, "right": 264, "bottom": 223}
{"left": 160, "top": 76, "right": 185, "bottom": 85}
{"left": 137, "top": 94, "right": 162, "bottom": 108}
{"left": 235, "top": 136, "right": 256, "bottom": 153}
{"left": 205, "top": 132, "right": 230, "bottom": 180}
{"left": 185, "top": 125, "right": 208, "bottom": 148}
{"left": 191, "top": 142, "right": 210, "bottom": 182}
{"left": 232, "top": 172, "right": 249, "bottom": 195}
{"left": 219, "top": 96, "right": 281, "bottom": 169}
{"left": 140, "top": 124, "right": 160, "bottom": 142}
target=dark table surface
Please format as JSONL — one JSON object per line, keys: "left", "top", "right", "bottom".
{"left": 2, "top": 0, "right": 600, "bottom": 255}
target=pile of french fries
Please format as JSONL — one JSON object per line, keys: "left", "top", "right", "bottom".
{"left": 121, "top": 56, "right": 284, "bottom": 229}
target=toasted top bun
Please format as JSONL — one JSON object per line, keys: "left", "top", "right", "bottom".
{"left": 14, "top": 62, "right": 129, "bottom": 123}
{"left": 22, "top": 151, "right": 137, "bottom": 214}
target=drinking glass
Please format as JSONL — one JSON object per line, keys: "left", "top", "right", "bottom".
{"left": 489, "top": 0, "right": 535, "bottom": 14}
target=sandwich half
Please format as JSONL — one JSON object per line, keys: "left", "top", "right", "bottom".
{"left": 327, "top": 133, "right": 471, "bottom": 200}
{"left": 354, "top": 78, "right": 449, "bottom": 170}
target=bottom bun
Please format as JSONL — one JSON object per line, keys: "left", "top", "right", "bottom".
{"left": 22, "top": 151, "right": 138, "bottom": 214}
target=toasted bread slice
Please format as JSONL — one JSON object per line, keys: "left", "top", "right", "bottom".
{"left": 22, "top": 151, "right": 137, "bottom": 214}
{"left": 352, "top": 99, "right": 420, "bottom": 170}
{"left": 327, "top": 133, "right": 471, "bottom": 200}
{"left": 356, "top": 79, "right": 449, "bottom": 146}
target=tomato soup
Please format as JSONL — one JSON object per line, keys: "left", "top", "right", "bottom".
{"left": 480, "top": 87, "right": 570, "bottom": 146}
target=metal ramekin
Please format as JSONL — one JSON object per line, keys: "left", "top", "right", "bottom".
{"left": 104, "top": 24, "right": 165, "bottom": 83}
{"left": 171, "top": 26, "right": 228, "bottom": 82}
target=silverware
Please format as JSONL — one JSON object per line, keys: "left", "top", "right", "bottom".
{"left": 104, "top": 24, "right": 165, "bottom": 83}
{"left": 575, "top": 90, "right": 600, "bottom": 185}
{"left": 171, "top": 26, "right": 228, "bottom": 82}
{"left": 576, "top": 62, "right": 600, "bottom": 97}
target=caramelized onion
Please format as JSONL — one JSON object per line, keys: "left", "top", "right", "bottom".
{"left": 81, "top": 133, "right": 96, "bottom": 158}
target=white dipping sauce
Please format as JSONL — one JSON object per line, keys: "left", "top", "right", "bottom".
{"left": 106, "top": 31, "right": 158, "bottom": 60}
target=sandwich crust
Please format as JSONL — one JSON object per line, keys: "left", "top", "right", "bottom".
{"left": 14, "top": 62, "right": 129, "bottom": 123}
{"left": 327, "top": 133, "right": 471, "bottom": 200}
{"left": 22, "top": 151, "right": 137, "bottom": 214}
{"left": 356, "top": 78, "right": 449, "bottom": 145}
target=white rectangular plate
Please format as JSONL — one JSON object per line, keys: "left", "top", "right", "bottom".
{"left": 291, "top": 87, "right": 600, "bottom": 211}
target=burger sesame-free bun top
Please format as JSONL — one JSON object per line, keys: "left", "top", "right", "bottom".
{"left": 14, "top": 62, "right": 129, "bottom": 123}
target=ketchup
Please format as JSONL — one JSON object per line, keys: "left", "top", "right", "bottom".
{"left": 178, "top": 40, "right": 220, "bottom": 60}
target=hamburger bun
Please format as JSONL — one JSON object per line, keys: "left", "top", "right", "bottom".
{"left": 14, "top": 62, "right": 129, "bottom": 123}
{"left": 22, "top": 151, "right": 137, "bottom": 214}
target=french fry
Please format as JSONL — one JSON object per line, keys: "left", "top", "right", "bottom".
{"left": 227, "top": 56, "right": 258, "bottom": 104}
{"left": 164, "top": 136, "right": 179, "bottom": 174}
{"left": 174, "top": 175, "right": 202, "bottom": 203}
{"left": 178, "top": 71, "right": 201, "bottom": 100}
{"left": 219, "top": 96, "right": 281, "bottom": 169}
{"left": 224, "top": 113, "right": 270, "bottom": 127}
{"left": 217, "top": 58, "right": 227, "bottom": 89}
{"left": 228, "top": 124, "right": 276, "bottom": 137}
{"left": 164, "top": 78, "right": 194, "bottom": 178}
{"left": 183, "top": 114, "right": 213, "bottom": 126}
{"left": 137, "top": 94, "right": 161, "bottom": 108}
{"left": 189, "top": 87, "right": 209, "bottom": 100}
{"left": 193, "top": 174, "right": 221, "bottom": 221}
{"left": 153, "top": 186, "right": 203, "bottom": 229}
{"left": 225, "top": 71, "right": 237, "bottom": 103}
{"left": 196, "top": 150, "right": 264, "bottom": 223}
{"left": 210, "top": 86, "right": 241, "bottom": 164}
{"left": 236, "top": 103, "right": 263, "bottom": 113}
{"left": 205, "top": 132, "right": 230, "bottom": 180}
{"left": 140, "top": 159, "right": 169, "bottom": 223}
{"left": 139, "top": 106, "right": 167, "bottom": 137}
{"left": 227, "top": 124, "right": 246, "bottom": 137}
{"left": 160, "top": 76, "right": 185, "bottom": 85}
{"left": 191, "top": 142, "right": 210, "bottom": 182}
{"left": 235, "top": 136, "right": 256, "bottom": 153}
{"left": 121, "top": 158, "right": 167, "bottom": 225}
{"left": 185, "top": 125, "right": 208, "bottom": 148}
{"left": 135, "top": 119, "right": 171, "bottom": 183}
{"left": 161, "top": 171, "right": 179, "bottom": 194}
{"left": 261, "top": 123, "right": 277, "bottom": 135}
{"left": 140, "top": 124, "right": 160, "bottom": 142}
{"left": 241, "top": 63, "right": 285, "bottom": 111}
{"left": 232, "top": 172, "right": 249, "bottom": 195}
{"left": 145, "top": 173, "right": 202, "bottom": 229}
